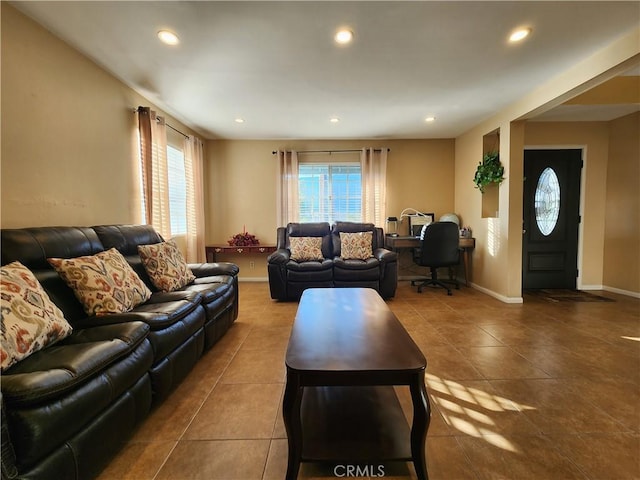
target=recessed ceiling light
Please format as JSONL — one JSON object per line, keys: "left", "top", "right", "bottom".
{"left": 509, "top": 27, "right": 531, "bottom": 43}
{"left": 330, "top": 117, "right": 340, "bottom": 123}
{"left": 425, "top": 116, "right": 436, "bottom": 123}
{"left": 157, "top": 30, "right": 179, "bottom": 45}
{"left": 234, "top": 118, "right": 245, "bottom": 124}
{"left": 334, "top": 29, "right": 353, "bottom": 45}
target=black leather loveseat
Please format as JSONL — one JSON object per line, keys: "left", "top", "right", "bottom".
{"left": 0, "top": 224, "right": 239, "bottom": 480}
{"left": 267, "top": 221, "right": 397, "bottom": 300}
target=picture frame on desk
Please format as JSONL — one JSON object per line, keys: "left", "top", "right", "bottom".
{"left": 408, "top": 212, "right": 434, "bottom": 236}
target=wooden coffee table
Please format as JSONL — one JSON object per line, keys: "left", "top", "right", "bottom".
{"left": 283, "top": 288, "right": 430, "bottom": 479}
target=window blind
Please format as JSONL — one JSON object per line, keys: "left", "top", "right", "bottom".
{"left": 167, "top": 144, "right": 187, "bottom": 235}
{"left": 298, "top": 163, "right": 361, "bottom": 223}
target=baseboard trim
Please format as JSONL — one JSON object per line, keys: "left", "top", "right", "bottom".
{"left": 401, "top": 277, "right": 523, "bottom": 304}
{"left": 470, "top": 282, "right": 523, "bottom": 304}
{"left": 603, "top": 285, "right": 640, "bottom": 299}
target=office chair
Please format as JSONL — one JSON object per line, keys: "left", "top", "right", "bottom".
{"left": 411, "top": 221, "right": 460, "bottom": 295}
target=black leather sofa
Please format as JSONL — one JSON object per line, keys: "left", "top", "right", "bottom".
{"left": 0, "top": 225, "right": 239, "bottom": 480}
{"left": 267, "top": 221, "right": 397, "bottom": 300}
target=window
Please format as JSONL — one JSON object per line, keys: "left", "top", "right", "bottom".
{"left": 166, "top": 144, "right": 187, "bottom": 235}
{"left": 535, "top": 167, "right": 561, "bottom": 236}
{"left": 298, "top": 163, "right": 361, "bottom": 223}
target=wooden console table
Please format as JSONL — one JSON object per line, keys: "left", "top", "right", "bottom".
{"left": 205, "top": 244, "right": 276, "bottom": 263}
{"left": 385, "top": 235, "right": 475, "bottom": 286}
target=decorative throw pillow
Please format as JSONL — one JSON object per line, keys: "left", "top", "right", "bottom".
{"left": 1, "top": 261, "right": 73, "bottom": 371}
{"left": 137, "top": 241, "right": 196, "bottom": 292}
{"left": 48, "top": 248, "right": 152, "bottom": 316}
{"left": 289, "top": 236, "right": 324, "bottom": 262}
{"left": 340, "top": 231, "right": 373, "bottom": 260}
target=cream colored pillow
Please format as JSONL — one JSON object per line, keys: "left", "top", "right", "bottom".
{"left": 137, "top": 240, "right": 195, "bottom": 292}
{"left": 1, "top": 261, "right": 73, "bottom": 371}
{"left": 48, "top": 248, "right": 152, "bottom": 316}
{"left": 289, "top": 236, "right": 324, "bottom": 262}
{"left": 339, "top": 231, "right": 373, "bottom": 260}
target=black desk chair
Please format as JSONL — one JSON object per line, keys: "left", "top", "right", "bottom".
{"left": 411, "top": 221, "right": 460, "bottom": 295}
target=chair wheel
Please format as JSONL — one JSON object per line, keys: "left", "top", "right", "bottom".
{"left": 447, "top": 290, "right": 452, "bottom": 296}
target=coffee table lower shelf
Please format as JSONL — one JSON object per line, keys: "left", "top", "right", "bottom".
{"left": 300, "top": 385, "right": 412, "bottom": 462}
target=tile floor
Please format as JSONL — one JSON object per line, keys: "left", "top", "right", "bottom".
{"left": 97, "top": 282, "right": 639, "bottom": 480}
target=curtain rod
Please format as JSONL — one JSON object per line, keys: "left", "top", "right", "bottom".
{"left": 134, "top": 106, "right": 189, "bottom": 139}
{"left": 166, "top": 123, "right": 189, "bottom": 139}
{"left": 271, "top": 148, "right": 390, "bottom": 155}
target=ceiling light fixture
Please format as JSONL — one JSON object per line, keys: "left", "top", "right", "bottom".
{"left": 509, "top": 27, "right": 532, "bottom": 43}
{"left": 157, "top": 30, "right": 180, "bottom": 45}
{"left": 234, "top": 118, "right": 245, "bottom": 124}
{"left": 334, "top": 29, "right": 353, "bottom": 45}
{"left": 330, "top": 117, "right": 340, "bottom": 123}
{"left": 425, "top": 116, "right": 436, "bottom": 123}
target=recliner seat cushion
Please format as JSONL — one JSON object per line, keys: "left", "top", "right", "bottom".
{"left": 83, "top": 299, "right": 205, "bottom": 363}
{"left": 1, "top": 322, "right": 153, "bottom": 470}
{"left": 286, "top": 259, "right": 334, "bottom": 282}
{"left": 2, "top": 322, "right": 149, "bottom": 406}
{"left": 333, "top": 257, "right": 381, "bottom": 281}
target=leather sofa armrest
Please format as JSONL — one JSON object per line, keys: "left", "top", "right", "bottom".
{"left": 267, "top": 249, "right": 290, "bottom": 265}
{"left": 189, "top": 262, "right": 239, "bottom": 277}
{"left": 374, "top": 248, "right": 398, "bottom": 264}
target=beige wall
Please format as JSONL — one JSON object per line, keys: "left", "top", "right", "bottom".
{"left": 603, "top": 112, "right": 640, "bottom": 294}
{"left": 205, "top": 139, "right": 455, "bottom": 278}
{"left": 1, "top": 4, "right": 199, "bottom": 228}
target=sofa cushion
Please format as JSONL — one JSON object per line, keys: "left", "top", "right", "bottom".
{"left": 339, "top": 231, "right": 373, "bottom": 260}
{"left": 48, "top": 248, "right": 152, "bottom": 316}
{"left": 289, "top": 236, "right": 324, "bottom": 262}
{"left": 137, "top": 241, "right": 195, "bottom": 292}
{"left": 333, "top": 257, "right": 382, "bottom": 281}
{"left": 1, "top": 262, "right": 73, "bottom": 372}
{"left": 1, "top": 321, "right": 149, "bottom": 407}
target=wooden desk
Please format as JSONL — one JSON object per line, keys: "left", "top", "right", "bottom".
{"left": 385, "top": 235, "right": 475, "bottom": 286}
{"left": 205, "top": 244, "right": 276, "bottom": 263}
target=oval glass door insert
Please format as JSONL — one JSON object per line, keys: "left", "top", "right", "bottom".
{"left": 534, "top": 167, "right": 561, "bottom": 236}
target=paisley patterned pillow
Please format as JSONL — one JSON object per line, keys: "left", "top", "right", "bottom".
{"left": 137, "top": 241, "right": 195, "bottom": 292}
{"left": 1, "top": 261, "right": 73, "bottom": 371}
{"left": 289, "top": 236, "right": 324, "bottom": 262}
{"left": 339, "top": 231, "right": 373, "bottom": 260}
{"left": 48, "top": 248, "right": 152, "bottom": 316}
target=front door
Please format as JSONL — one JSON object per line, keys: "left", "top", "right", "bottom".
{"left": 522, "top": 149, "right": 582, "bottom": 289}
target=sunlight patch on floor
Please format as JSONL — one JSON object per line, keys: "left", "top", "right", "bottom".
{"left": 425, "top": 373, "right": 538, "bottom": 453}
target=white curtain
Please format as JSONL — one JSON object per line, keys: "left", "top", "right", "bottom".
{"left": 360, "top": 147, "right": 388, "bottom": 227}
{"left": 137, "top": 107, "right": 171, "bottom": 239}
{"left": 276, "top": 150, "right": 299, "bottom": 226}
{"left": 184, "top": 135, "right": 206, "bottom": 262}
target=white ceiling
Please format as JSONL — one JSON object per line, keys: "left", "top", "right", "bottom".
{"left": 11, "top": 1, "right": 640, "bottom": 140}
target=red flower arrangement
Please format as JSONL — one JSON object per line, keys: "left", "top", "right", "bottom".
{"left": 228, "top": 226, "right": 260, "bottom": 246}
